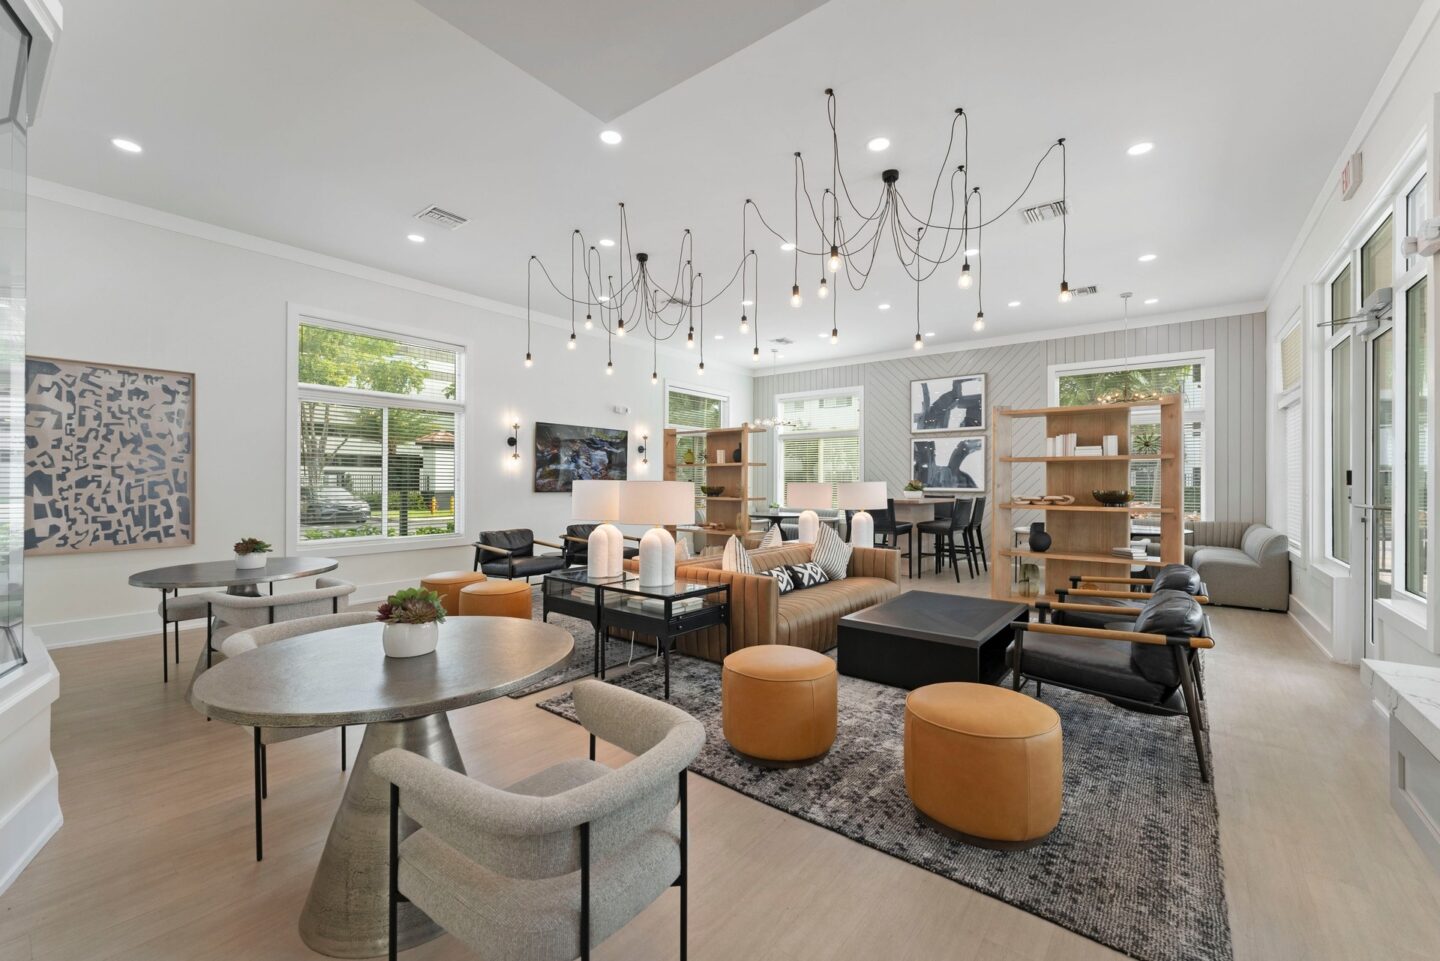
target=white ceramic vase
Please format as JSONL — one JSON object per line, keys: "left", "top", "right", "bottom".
{"left": 382, "top": 621, "right": 439, "bottom": 658}
{"left": 900, "top": 490, "right": 923, "bottom": 500}
{"left": 235, "top": 552, "right": 266, "bottom": 570}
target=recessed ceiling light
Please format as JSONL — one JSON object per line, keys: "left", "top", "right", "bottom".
{"left": 599, "top": 130, "right": 623, "bottom": 145}
{"left": 406, "top": 234, "right": 426, "bottom": 244}
{"left": 964, "top": 248, "right": 979, "bottom": 257}
{"left": 1007, "top": 300, "right": 1021, "bottom": 307}
{"left": 925, "top": 332, "right": 936, "bottom": 337}
{"left": 111, "top": 137, "right": 143, "bottom": 154}
{"left": 599, "top": 238, "right": 615, "bottom": 247}
{"left": 1138, "top": 253, "right": 1157, "bottom": 263}
{"left": 597, "top": 294, "right": 610, "bottom": 302}
{"left": 1127, "top": 142, "right": 1154, "bottom": 156}
{"left": 1144, "top": 298, "right": 1159, "bottom": 305}
{"left": 741, "top": 299, "right": 754, "bottom": 307}
{"left": 713, "top": 334, "right": 724, "bottom": 340}
{"left": 878, "top": 303, "right": 891, "bottom": 311}
{"left": 817, "top": 332, "right": 829, "bottom": 339}
{"left": 780, "top": 242, "right": 796, "bottom": 252}
{"left": 867, "top": 137, "right": 890, "bottom": 152}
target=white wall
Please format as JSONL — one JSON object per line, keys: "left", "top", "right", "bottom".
{"left": 26, "top": 191, "right": 750, "bottom": 645}
{"left": 1265, "top": 3, "right": 1440, "bottom": 664}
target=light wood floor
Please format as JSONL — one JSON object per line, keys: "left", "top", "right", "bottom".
{"left": 4, "top": 567, "right": 1440, "bottom": 961}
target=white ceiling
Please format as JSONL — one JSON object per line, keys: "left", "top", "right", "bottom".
{"left": 30, "top": 0, "right": 1422, "bottom": 370}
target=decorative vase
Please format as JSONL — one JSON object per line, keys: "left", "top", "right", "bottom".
{"left": 684, "top": 449, "right": 696, "bottom": 465}
{"left": 382, "top": 621, "right": 439, "bottom": 658}
{"left": 901, "top": 489, "right": 923, "bottom": 500}
{"left": 732, "top": 446, "right": 742, "bottom": 463}
{"left": 1027, "top": 522, "right": 1052, "bottom": 553}
{"left": 235, "top": 552, "right": 266, "bottom": 570}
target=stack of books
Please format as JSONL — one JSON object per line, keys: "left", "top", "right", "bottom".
{"left": 1074, "top": 445, "right": 1103, "bottom": 457}
{"left": 1110, "top": 545, "right": 1151, "bottom": 559}
{"left": 625, "top": 596, "right": 704, "bottom": 615}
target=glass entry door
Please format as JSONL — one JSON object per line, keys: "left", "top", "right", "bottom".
{"left": 1366, "top": 327, "right": 1394, "bottom": 655}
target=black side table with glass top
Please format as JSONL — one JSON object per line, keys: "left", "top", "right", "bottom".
{"left": 542, "top": 570, "right": 730, "bottom": 699}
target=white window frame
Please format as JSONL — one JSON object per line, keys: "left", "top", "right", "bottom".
{"left": 1322, "top": 258, "right": 1356, "bottom": 571}
{"left": 285, "top": 304, "right": 468, "bottom": 557}
{"left": 1047, "top": 349, "right": 1216, "bottom": 520}
{"left": 1276, "top": 312, "right": 1304, "bottom": 553}
{"left": 664, "top": 382, "right": 730, "bottom": 429}
{"left": 772, "top": 386, "right": 865, "bottom": 506}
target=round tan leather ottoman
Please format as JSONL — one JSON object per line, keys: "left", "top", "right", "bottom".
{"left": 457, "top": 579, "right": 532, "bottom": 619}
{"left": 904, "top": 682, "right": 1062, "bottom": 848}
{"left": 421, "top": 570, "right": 490, "bottom": 616}
{"left": 722, "top": 646, "right": 837, "bottom": 765}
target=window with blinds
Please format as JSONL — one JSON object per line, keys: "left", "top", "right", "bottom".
{"left": 1056, "top": 361, "right": 1207, "bottom": 517}
{"left": 667, "top": 387, "right": 727, "bottom": 507}
{"left": 1280, "top": 325, "right": 1303, "bottom": 392}
{"left": 776, "top": 390, "right": 862, "bottom": 507}
{"left": 297, "top": 321, "right": 463, "bottom": 543}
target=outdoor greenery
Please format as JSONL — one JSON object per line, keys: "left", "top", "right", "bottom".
{"left": 376, "top": 587, "right": 447, "bottom": 625}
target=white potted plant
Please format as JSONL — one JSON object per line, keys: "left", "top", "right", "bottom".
{"left": 901, "top": 480, "right": 926, "bottom": 500}
{"left": 233, "top": 537, "right": 272, "bottom": 570}
{"left": 376, "top": 587, "right": 446, "bottom": 658}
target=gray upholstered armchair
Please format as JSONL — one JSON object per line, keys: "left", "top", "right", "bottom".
{"left": 372, "top": 679, "right": 705, "bottom": 961}
{"left": 200, "top": 576, "right": 357, "bottom": 666}
{"left": 1186, "top": 522, "right": 1290, "bottom": 611}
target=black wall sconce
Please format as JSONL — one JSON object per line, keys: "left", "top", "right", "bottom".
{"left": 507, "top": 423, "right": 520, "bottom": 460}
{"left": 637, "top": 434, "right": 649, "bottom": 465}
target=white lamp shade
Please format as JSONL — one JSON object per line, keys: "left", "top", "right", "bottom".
{"left": 571, "top": 480, "right": 620, "bottom": 521}
{"left": 786, "top": 482, "right": 832, "bottom": 511}
{"left": 837, "top": 481, "right": 888, "bottom": 510}
{"left": 618, "top": 480, "right": 696, "bottom": 526}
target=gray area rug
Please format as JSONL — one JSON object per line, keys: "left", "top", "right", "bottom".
{"left": 538, "top": 653, "right": 1232, "bottom": 961}
{"left": 508, "top": 587, "right": 653, "bottom": 698}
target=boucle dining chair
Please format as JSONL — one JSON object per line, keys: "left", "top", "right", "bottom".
{"left": 208, "top": 610, "right": 376, "bottom": 861}
{"left": 200, "top": 576, "right": 356, "bottom": 668}
{"left": 372, "top": 679, "right": 705, "bottom": 961}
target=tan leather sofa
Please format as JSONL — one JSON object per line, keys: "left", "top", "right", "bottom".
{"left": 623, "top": 542, "right": 901, "bottom": 661}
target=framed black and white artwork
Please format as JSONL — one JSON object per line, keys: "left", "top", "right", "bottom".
{"left": 912, "top": 436, "right": 985, "bottom": 492}
{"left": 910, "top": 374, "right": 986, "bottom": 433}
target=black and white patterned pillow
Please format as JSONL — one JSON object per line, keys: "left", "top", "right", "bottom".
{"left": 786, "top": 561, "right": 830, "bottom": 589}
{"left": 811, "top": 522, "right": 852, "bottom": 581}
{"left": 762, "top": 565, "right": 797, "bottom": 594}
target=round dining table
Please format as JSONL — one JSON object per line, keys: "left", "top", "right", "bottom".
{"left": 129, "top": 556, "right": 340, "bottom": 597}
{"left": 190, "top": 616, "right": 575, "bottom": 959}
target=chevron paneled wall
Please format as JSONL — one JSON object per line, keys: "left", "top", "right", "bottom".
{"left": 751, "top": 312, "right": 1267, "bottom": 534}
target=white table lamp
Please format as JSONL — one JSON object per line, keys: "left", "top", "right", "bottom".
{"left": 786, "top": 482, "right": 832, "bottom": 544}
{"left": 619, "top": 481, "right": 696, "bottom": 587}
{"left": 571, "top": 480, "right": 623, "bottom": 578}
{"left": 837, "top": 481, "right": 888, "bottom": 547}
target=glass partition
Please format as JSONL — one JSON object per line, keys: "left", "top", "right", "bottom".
{"left": 0, "top": 3, "right": 25, "bottom": 681}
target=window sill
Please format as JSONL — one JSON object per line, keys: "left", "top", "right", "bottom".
{"left": 1376, "top": 594, "right": 1427, "bottom": 631}
{"left": 293, "top": 534, "right": 470, "bottom": 558}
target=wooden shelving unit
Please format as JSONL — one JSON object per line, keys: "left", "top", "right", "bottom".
{"left": 991, "top": 395, "right": 1183, "bottom": 599}
{"left": 664, "top": 423, "right": 768, "bottom": 550}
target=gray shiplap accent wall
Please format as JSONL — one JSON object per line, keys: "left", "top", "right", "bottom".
{"left": 752, "top": 312, "right": 1267, "bottom": 523}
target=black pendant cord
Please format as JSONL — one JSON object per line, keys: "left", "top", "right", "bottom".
{"left": 525, "top": 255, "right": 535, "bottom": 365}
{"left": 974, "top": 187, "right": 985, "bottom": 326}
{"left": 1060, "top": 138, "right": 1069, "bottom": 292}
{"left": 569, "top": 230, "right": 578, "bottom": 341}
{"left": 792, "top": 152, "right": 801, "bottom": 296}
{"left": 751, "top": 248, "right": 759, "bottom": 362}
{"left": 696, "top": 272, "right": 705, "bottom": 373}
{"left": 914, "top": 227, "right": 924, "bottom": 348}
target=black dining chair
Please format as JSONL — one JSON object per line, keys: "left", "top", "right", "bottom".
{"left": 963, "top": 495, "right": 988, "bottom": 573}
{"left": 916, "top": 499, "right": 954, "bottom": 577}
{"left": 928, "top": 498, "right": 976, "bottom": 580}
{"left": 872, "top": 500, "right": 915, "bottom": 576}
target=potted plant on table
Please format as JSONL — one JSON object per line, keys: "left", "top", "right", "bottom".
{"left": 233, "top": 537, "right": 272, "bottom": 570}
{"left": 376, "top": 587, "right": 447, "bottom": 658}
{"left": 901, "top": 480, "right": 925, "bottom": 500}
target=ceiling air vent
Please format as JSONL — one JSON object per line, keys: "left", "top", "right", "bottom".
{"left": 1018, "top": 199, "right": 1068, "bottom": 224}
{"left": 1070, "top": 284, "right": 1099, "bottom": 297}
{"left": 414, "top": 205, "right": 469, "bottom": 230}
{"left": 769, "top": 336, "right": 795, "bottom": 346}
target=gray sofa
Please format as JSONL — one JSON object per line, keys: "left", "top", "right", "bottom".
{"left": 1183, "top": 521, "right": 1290, "bottom": 611}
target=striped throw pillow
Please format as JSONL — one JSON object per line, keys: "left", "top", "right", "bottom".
{"left": 721, "top": 535, "right": 754, "bottom": 574}
{"left": 811, "top": 522, "right": 851, "bottom": 581}
{"left": 757, "top": 524, "right": 784, "bottom": 550}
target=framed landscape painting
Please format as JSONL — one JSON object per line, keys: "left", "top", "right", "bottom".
{"left": 912, "top": 436, "right": 985, "bottom": 492}
{"left": 533, "top": 422, "right": 628, "bottom": 492}
{"left": 911, "top": 374, "right": 986, "bottom": 433}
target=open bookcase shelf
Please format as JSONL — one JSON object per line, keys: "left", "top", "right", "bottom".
{"left": 665, "top": 423, "right": 767, "bottom": 549}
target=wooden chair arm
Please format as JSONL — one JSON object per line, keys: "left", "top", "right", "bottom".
{"left": 623, "top": 534, "right": 642, "bottom": 543}
{"left": 561, "top": 535, "right": 590, "bottom": 546}
{"left": 1068, "top": 588, "right": 1157, "bottom": 601}
{"left": 474, "top": 542, "right": 512, "bottom": 557}
{"left": 534, "top": 538, "right": 565, "bottom": 551}
{"left": 1026, "top": 620, "right": 1214, "bottom": 650}
{"left": 1070, "top": 575, "right": 1155, "bottom": 587}
{"left": 1045, "top": 600, "right": 1145, "bottom": 617}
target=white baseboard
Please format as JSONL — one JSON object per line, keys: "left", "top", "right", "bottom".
{"left": 0, "top": 759, "right": 62, "bottom": 896}
{"left": 1289, "top": 595, "right": 1334, "bottom": 660}
{"left": 34, "top": 577, "right": 417, "bottom": 649}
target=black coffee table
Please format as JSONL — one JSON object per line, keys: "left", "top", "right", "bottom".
{"left": 837, "top": 591, "right": 1030, "bottom": 689}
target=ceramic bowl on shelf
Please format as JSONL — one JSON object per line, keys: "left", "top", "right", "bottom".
{"left": 701, "top": 485, "right": 726, "bottom": 497}
{"left": 1040, "top": 494, "right": 1075, "bottom": 505}
{"left": 1092, "top": 489, "right": 1134, "bottom": 506}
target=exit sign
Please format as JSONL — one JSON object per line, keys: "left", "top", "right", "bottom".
{"left": 1341, "top": 151, "right": 1364, "bottom": 200}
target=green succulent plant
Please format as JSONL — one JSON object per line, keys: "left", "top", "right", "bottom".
{"left": 233, "top": 537, "right": 273, "bottom": 556}
{"left": 376, "top": 587, "right": 447, "bottom": 625}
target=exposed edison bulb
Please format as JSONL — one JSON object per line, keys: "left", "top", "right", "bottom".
{"left": 958, "top": 262, "right": 973, "bottom": 289}
{"left": 752, "top": 347, "right": 760, "bottom": 362}
{"left": 830, "top": 327, "right": 839, "bottom": 345}
{"left": 605, "top": 361, "right": 614, "bottom": 375}
{"left": 973, "top": 311, "right": 986, "bottom": 332}
{"left": 685, "top": 328, "right": 694, "bottom": 348}
{"left": 739, "top": 314, "right": 749, "bottom": 334}
{"left": 790, "top": 284, "right": 802, "bottom": 308}
{"left": 567, "top": 333, "right": 577, "bottom": 350}
{"left": 524, "top": 352, "right": 533, "bottom": 368}
{"left": 1058, "top": 281, "right": 1072, "bottom": 303}
{"left": 584, "top": 313, "right": 594, "bottom": 330}
{"left": 828, "top": 245, "right": 841, "bottom": 273}
{"left": 616, "top": 319, "right": 626, "bottom": 337}
{"left": 697, "top": 361, "right": 706, "bottom": 376}
{"left": 817, "top": 278, "right": 829, "bottom": 299}
{"left": 651, "top": 371, "right": 658, "bottom": 384}
{"left": 913, "top": 333, "right": 924, "bottom": 350}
